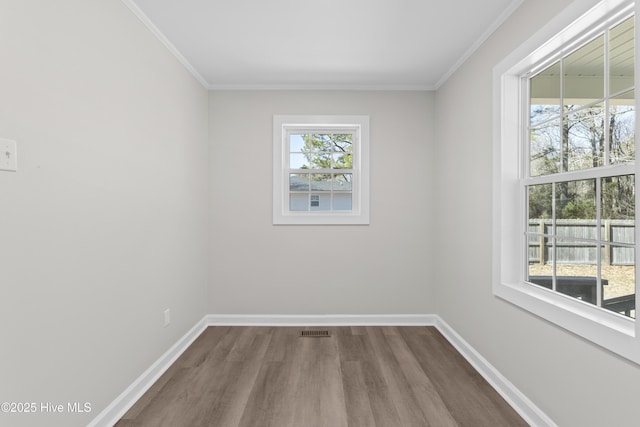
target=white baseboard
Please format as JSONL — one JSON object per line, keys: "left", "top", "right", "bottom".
{"left": 204, "top": 313, "right": 438, "bottom": 326}
{"left": 87, "top": 317, "right": 208, "bottom": 427}
{"left": 90, "top": 313, "right": 554, "bottom": 427}
{"left": 433, "top": 316, "right": 557, "bottom": 427}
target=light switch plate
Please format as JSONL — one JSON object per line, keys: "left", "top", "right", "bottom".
{"left": 0, "top": 138, "right": 17, "bottom": 172}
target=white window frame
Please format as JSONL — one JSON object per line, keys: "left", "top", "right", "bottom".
{"left": 273, "top": 115, "right": 370, "bottom": 225}
{"left": 493, "top": 0, "right": 640, "bottom": 364}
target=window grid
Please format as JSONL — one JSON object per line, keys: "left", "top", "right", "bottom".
{"left": 273, "top": 115, "right": 369, "bottom": 225}
{"left": 524, "top": 13, "right": 636, "bottom": 318}
{"left": 286, "top": 130, "right": 355, "bottom": 213}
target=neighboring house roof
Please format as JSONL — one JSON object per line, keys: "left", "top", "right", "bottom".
{"left": 289, "top": 174, "right": 350, "bottom": 191}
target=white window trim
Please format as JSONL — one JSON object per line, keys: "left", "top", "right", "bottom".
{"left": 493, "top": 0, "right": 640, "bottom": 364}
{"left": 273, "top": 115, "right": 370, "bottom": 225}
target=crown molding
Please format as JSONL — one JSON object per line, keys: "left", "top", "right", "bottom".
{"left": 207, "top": 83, "right": 435, "bottom": 91}
{"left": 435, "top": 0, "right": 525, "bottom": 89}
{"left": 121, "top": 0, "right": 209, "bottom": 88}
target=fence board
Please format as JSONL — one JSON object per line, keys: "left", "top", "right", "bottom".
{"left": 528, "top": 219, "right": 635, "bottom": 265}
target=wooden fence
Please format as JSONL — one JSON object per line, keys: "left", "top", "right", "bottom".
{"left": 528, "top": 219, "right": 634, "bottom": 265}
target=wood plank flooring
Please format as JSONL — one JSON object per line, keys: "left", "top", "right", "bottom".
{"left": 116, "top": 326, "right": 527, "bottom": 427}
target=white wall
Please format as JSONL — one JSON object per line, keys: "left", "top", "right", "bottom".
{"left": 0, "top": 1, "right": 209, "bottom": 426}
{"left": 434, "top": 0, "right": 640, "bottom": 426}
{"left": 209, "top": 91, "right": 435, "bottom": 315}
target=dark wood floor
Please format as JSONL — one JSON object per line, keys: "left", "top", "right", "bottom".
{"left": 116, "top": 326, "right": 527, "bottom": 427}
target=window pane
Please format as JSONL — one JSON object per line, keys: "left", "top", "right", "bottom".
{"left": 565, "top": 105, "right": 605, "bottom": 171}
{"left": 330, "top": 134, "right": 353, "bottom": 152}
{"left": 602, "top": 250, "right": 635, "bottom": 319}
{"left": 609, "top": 245, "right": 635, "bottom": 268}
{"left": 290, "top": 134, "right": 306, "bottom": 152}
{"left": 296, "top": 134, "right": 333, "bottom": 170}
{"left": 555, "top": 238, "right": 598, "bottom": 265}
{"left": 310, "top": 174, "right": 332, "bottom": 191}
{"left": 563, "top": 35, "right": 604, "bottom": 108}
{"left": 530, "top": 120, "right": 561, "bottom": 176}
{"left": 333, "top": 173, "right": 352, "bottom": 191}
{"left": 304, "top": 134, "right": 332, "bottom": 152}
{"left": 554, "top": 243, "right": 598, "bottom": 305}
{"left": 609, "top": 16, "right": 635, "bottom": 95}
{"left": 332, "top": 152, "right": 353, "bottom": 169}
{"left": 301, "top": 151, "right": 331, "bottom": 169}
{"left": 528, "top": 184, "right": 552, "bottom": 274}
{"left": 290, "top": 193, "right": 308, "bottom": 211}
{"left": 290, "top": 153, "right": 312, "bottom": 169}
{"left": 529, "top": 184, "right": 553, "bottom": 221}
{"left": 602, "top": 175, "right": 635, "bottom": 243}
{"left": 310, "top": 193, "right": 330, "bottom": 211}
{"left": 555, "top": 179, "right": 596, "bottom": 221}
{"left": 607, "top": 221, "right": 635, "bottom": 245}
{"left": 528, "top": 222, "right": 551, "bottom": 282}
{"left": 528, "top": 265, "right": 552, "bottom": 289}
{"left": 290, "top": 174, "right": 309, "bottom": 191}
{"left": 333, "top": 193, "right": 352, "bottom": 211}
{"left": 610, "top": 90, "right": 635, "bottom": 164}
{"left": 530, "top": 61, "right": 561, "bottom": 126}
{"left": 528, "top": 226, "right": 550, "bottom": 264}
{"left": 556, "top": 219, "right": 598, "bottom": 242}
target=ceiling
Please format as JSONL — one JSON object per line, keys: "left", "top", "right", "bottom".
{"left": 125, "top": 0, "right": 524, "bottom": 90}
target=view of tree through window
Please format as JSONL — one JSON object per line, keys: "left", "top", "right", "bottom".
{"left": 289, "top": 133, "right": 354, "bottom": 212}
{"left": 526, "top": 15, "right": 636, "bottom": 318}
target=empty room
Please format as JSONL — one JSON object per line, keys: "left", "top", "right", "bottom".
{"left": 2, "top": 0, "right": 640, "bottom": 426}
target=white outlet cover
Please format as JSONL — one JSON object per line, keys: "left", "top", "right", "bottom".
{"left": 0, "top": 138, "right": 17, "bottom": 172}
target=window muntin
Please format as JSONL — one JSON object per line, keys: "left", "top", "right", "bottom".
{"left": 525, "top": 14, "right": 636, "bottom": 319}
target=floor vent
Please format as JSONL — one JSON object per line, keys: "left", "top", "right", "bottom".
{"left": 300, "top": 330, "right": 331, "bottom": 338}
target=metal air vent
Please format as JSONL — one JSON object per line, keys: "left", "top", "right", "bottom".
{"left": 300, "top": 330, "right": 331, "bottom": 338}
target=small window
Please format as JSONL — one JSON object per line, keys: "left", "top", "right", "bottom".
{"left": 273, "top": 116, "right": 370, "bottom": 225}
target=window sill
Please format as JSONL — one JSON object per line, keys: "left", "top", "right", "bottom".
{"left": 494, "top": 280, "right": 639, "bottom": 364}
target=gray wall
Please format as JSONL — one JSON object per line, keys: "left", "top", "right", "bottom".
{"left": 209, "top": 91, "right": 435, "bottom": 315}
{"left": 434, "top": 0, "right": 640, "bottom": 425}
{"left": 0, "top": 1, "right": 209, "bottom": 426}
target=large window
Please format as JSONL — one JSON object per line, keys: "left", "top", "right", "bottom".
{"left": 273, "top": 116, "right": 370, "bottom": 225}
{"left": 494, "top": 0, "right": 640, "bottom": 364}
{"left": 527, "top": 14, "right": 636, "bottom": 319}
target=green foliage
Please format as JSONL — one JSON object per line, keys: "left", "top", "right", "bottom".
{"left": 301, "top": 134, "right": 352, "bottom": 170}
{"left": 529, "top": 176, "right": 635, "bottom": 221}
{"left": 529, "top": 184, "right": 552, "bottom": 219}
{"left": 560, "top": 199, "right": 596, "bottom": 219}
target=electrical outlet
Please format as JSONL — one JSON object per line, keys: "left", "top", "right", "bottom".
{"left": 0, "top": 138, "right": 17, "bottom": 172}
